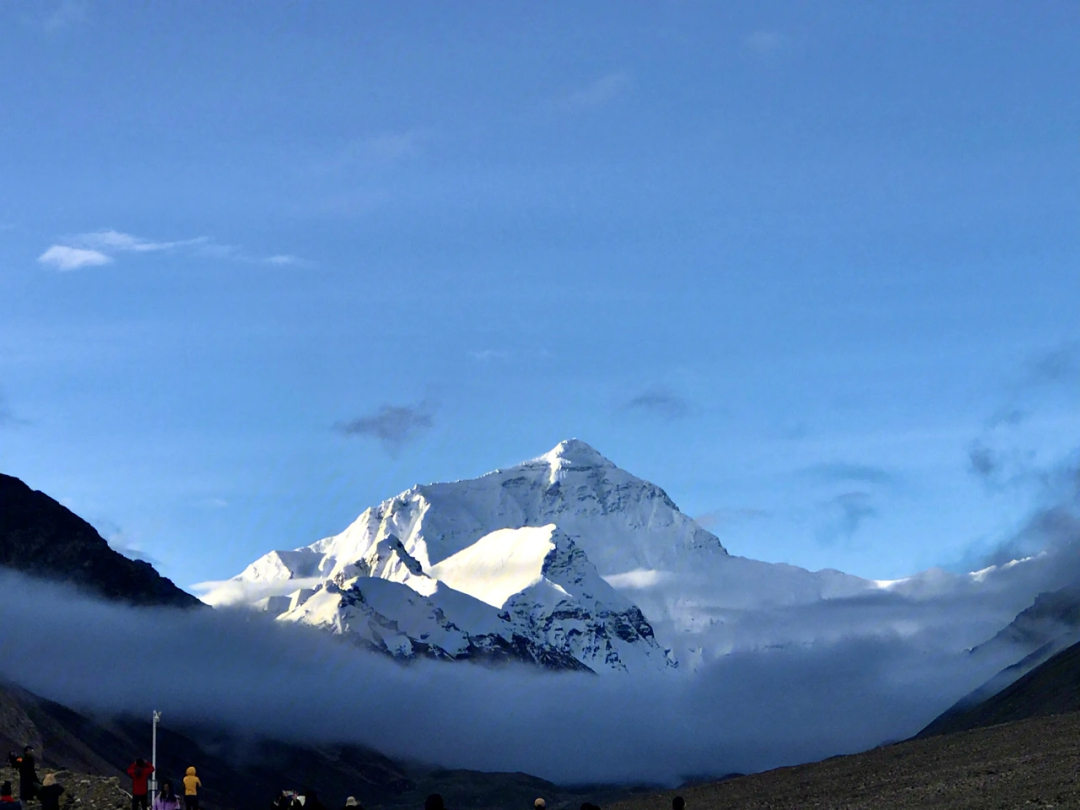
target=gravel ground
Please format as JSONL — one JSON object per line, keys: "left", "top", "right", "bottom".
{"left": 608, "top": 711, "right": 1080, "bottom": 810}
{"left": 0, "top": 766, "right": 129, "bottom": 810}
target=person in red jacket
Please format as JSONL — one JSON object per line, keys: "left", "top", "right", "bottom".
{"left": 127, "top": 758, "right": 156, "bottom": 810}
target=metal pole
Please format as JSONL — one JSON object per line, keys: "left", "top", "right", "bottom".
{"left": 151, "top": 711, "right": 161, "bottom": 798}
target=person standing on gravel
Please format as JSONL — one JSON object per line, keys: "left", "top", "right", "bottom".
{"left": 127, "top": 758, "right": 156, "bottom": 810}
{"left": 37, "top": 774, "right": 63, "bottom": 810}
{"left": 9, "top": 746, "right": 38, "bottom": 803}
{"left": 182, "top": 767, "right": 202, "bottom": 810}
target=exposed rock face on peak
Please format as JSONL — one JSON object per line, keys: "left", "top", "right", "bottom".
{"left": 0, "top": 473, "right": 199, "bottom": 609}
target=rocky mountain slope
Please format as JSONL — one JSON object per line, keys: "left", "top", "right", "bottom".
{"left": 0, "top": 474, "right": 198, "bottom": 609}
{"left": 919, "top": 634, "right": 1080, "bottom": 738}
{"left": 612, "top": 711, "right": 1080, "bottom": 810}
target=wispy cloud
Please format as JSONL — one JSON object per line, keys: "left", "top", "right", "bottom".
{"left": 624, "top": 386, "right": 691, "bottom": 421}
{"left": 0, "top": 393, "right": 18, "bottom": 428}
{"left": 1018, "top": 342, "right": 1080, "bottom": 390}
{"left": 316, "top": 131, "right": 427, "bottom": 174}
{"left": 38, "top": 229, "right": 304, "bottom": 270}
{"left": 694, "top": 508, "right": 770, "bottom": 531}
{"left": 43, "top": 0, "right": 87, "bottom": 32}
{"left": 562, "top": 72, "right": 631, "bottom": 111}
{"left": 334, "top": 400, "right": 436, "bottom": 453}
{"left": 38, "top": 245, "right": 111, "bottom": 271}
{"left": 745, "top": 30, "right": 785, "bottom": 57}
{"left": 346, "top": 132, "right": 423, "bottom": 165}
{"left": 818, "top": 491, "right": 878, "bottom": 546}
{"left": 468, "top": 349, "right": 511, "bottom": 362}
{"left": 74, "top": 229, "right": 207, "bottom": 253}
{"left": 798, "top": 463, "right": 899, "bottom": 488}
{"left": 968, "top": 443, "right": 999, "bottom": 480}
{"left": 265, "top": 254, "right": 301, "bottom": 266}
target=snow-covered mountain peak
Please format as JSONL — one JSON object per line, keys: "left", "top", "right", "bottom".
{"left": 203, "top": 440, "right": 716, "bottom": 671}
{"left": 533, "top": 439, "right": 614, "bottom": 475}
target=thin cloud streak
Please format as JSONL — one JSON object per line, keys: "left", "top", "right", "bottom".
{"left": 37, "top": 230, "right": 305, "bottom": 270}
{"left": 798, "top": 463, "right": 899, "bottom": 487}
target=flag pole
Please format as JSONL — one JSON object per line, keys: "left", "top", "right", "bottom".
{"left": 151, "top": 711, "right": 161, "bottom": 798}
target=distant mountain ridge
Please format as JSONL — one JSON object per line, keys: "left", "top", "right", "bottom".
{"left": 0, "top": 473, "right": 199, "bottom": 609}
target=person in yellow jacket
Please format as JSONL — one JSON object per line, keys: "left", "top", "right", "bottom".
{"left": 181, "top": 768, "right": 201, "bottom": 810}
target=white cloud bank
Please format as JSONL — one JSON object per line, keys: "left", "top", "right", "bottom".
{"left": 0, "top": 569, "right": 1015, "bottom": 786}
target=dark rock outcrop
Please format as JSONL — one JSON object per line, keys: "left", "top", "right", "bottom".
{"left": 0, "top": 473, "right": 199, "bottom": 608}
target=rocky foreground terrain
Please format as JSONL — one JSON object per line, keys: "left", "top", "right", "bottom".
{"left": 613, "top": 711, "right": 1080, "bottom": 810}
{"left": 0, "top": 766, "right": 129, "bottom": 810}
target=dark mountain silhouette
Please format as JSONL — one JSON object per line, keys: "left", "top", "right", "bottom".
{"left": 0, "top": 473, "right": 198, "bottom": 608}
{"left": 918, "top": 635, "right": 1080, "bottom": 738}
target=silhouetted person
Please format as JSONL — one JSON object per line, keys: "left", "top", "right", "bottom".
{"left": 128, "top": 758, "right": 156, "bottom": 810}
{"left": 182, "top": 767, "right": 202, "bottom": 810}
{"left": 38, "top": 774, "right": 63, "bottom": 810}
{"left": 0, "top": 781, "right": 22, "bottom": 810}
{"left": 534, "top": 800, "right": 545, "bottom": 810}
{"left": 10, "top": 747, "right": 37, "bottom": 803}
{"left": 154, "top": 780, "right": 182, "bottom": 810}
{"left": 672, "top": 797, "right": 685, "bottom": 810}
{"left": 424, "top": 795, "right": 445, "bottom": 810}
{"left": 272, "top": 791, "right": 292, "bottom": 810}
{"left": 301, "top": 791, "right": 324, "bottom": 810}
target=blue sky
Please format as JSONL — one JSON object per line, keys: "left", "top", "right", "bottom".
{"left": 1, "top": 1, "right": 1077, "bottom": 590}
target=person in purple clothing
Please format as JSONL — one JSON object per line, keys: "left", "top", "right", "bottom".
{"left": 153, "top": 781, "right": 183, "bottom": 810}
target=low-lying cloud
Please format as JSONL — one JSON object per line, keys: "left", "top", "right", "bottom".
{"left": 0, "top": 571, "right": 1015, "bottom": 786}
